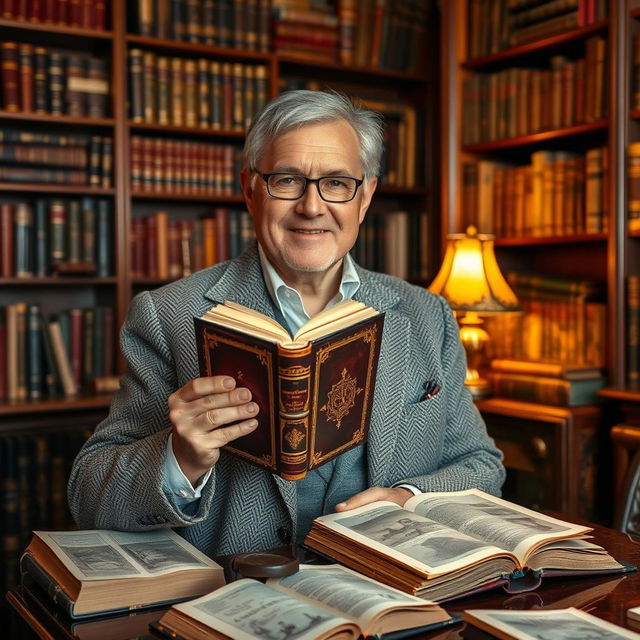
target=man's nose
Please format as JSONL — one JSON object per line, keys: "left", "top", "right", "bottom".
{"left": 295, "top": 181, "right": 327, "bottom": 215}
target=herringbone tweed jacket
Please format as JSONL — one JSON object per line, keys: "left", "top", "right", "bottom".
{"left": 68, "top": 243, "right": 505, "bottom": 556}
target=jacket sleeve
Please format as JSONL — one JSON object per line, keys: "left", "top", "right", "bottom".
{"left": 67, "top": 290, "right": 218, "bottom": 531}
{"left": 396, "top": 296, "right": 506, "bottom": 496}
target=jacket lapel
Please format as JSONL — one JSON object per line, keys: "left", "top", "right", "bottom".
{"left": 354, "top": 268, "right": 410, "bottom": 487}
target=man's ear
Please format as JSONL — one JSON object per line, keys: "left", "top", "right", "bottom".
{"left": 240, "top": 168, "right": 255, "bottom": 215}
{"left": 358, "top": 176, "right": 378, "bottom": 224}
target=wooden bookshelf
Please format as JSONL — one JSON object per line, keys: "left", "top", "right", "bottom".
{"left": 462, "top": 121, "right": 609, "bottom": 153}
{"left": 0, "top": 1, "right": 438, "bottom": 414}
{"left": 440, "top": 0, "right": 624, "bottom": 521}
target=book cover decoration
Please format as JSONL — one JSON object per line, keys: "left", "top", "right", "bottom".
{"left": 194, "top": 300, "right": 384, "bottom": 480}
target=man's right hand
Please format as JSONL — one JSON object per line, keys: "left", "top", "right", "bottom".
{"left": 168, "top": 376, "right": 259, "bottom": 486}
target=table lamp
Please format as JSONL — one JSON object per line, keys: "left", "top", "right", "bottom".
{"left": 428, "top": 225, "right": 520, "bottom": 399}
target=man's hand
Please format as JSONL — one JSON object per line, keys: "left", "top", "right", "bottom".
{"left": 168, "top": 376, "right": 259, "bottom": 486}
{"left": 335, "top": 486, "right": 413, "bottom": 512}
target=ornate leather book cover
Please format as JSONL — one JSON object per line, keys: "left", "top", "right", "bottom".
{"left": 194, "top": 309, "right": 384, "bottom": 480}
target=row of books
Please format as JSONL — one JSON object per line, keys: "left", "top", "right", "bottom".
{"left": 0, "top": 129, "right": 113, "bottom": 187}
{"left": 350, "top": 210, "right": 430, "bottom": 282}
{"left": 131, "top": 209, "right": 254, "bottom": 279}
{"left": 462, "top": 37, "right": 606, "bottom": 146}
{"left": 0, "top": 43, "right": 109, "bottom": 117}
{"left": 337, "top": 0, "right": 429, "bottom": 73}
{"left": 627, "top": 142, "right": 640, "bottom": 233}
{"left": 1, "top": 0, "right": 108, "bottom": 29}
{"left": 130, "top": 136, "right": 241, "bottom": 195}
{"left": 486, "top": 273, "right": 606, "bottom": 367}
{"left": 129, "top": 0, "right": 428, "bottom": 73}
{"left": 1, "top": 428, "right": 91, "bottom": 592}
{"left": 272, "top": 0, "right": 428, "bottom": 72}
{"left": 129, "top": 0, "right": 270, "bottom": 51}
{"left": 0, "top": 198, "right": 112, "bottom": 279}
{"left": 1, "top": 303, "right": 115, "bottom": 402}
{"left": 461, "top": 147, "right": 607, "bottom": 238}
{"left": 128, "top": 50, "right": 268, "bottom": 130}
{"left": 488, "top": 358, "right": 605, "bottom": 407}
{"left": 467, "top": 0, "right": 608, "bottom": 59}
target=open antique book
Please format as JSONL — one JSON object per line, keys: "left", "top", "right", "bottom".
{"left": 20, "top": 529, "right": 224, "bottom": 618}
{"left": 151, "top": 564, "right": 453, "bottom": 640}
{"left": 463, "top": 607, "right": 640, "bottom": 640}
{"left": 304, "top": 489, "right": 629, "bottom": 602}
{"left": 194, "top": 300, "right": 384, "bottom": 480}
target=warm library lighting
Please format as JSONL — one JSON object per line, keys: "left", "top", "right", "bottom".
{"left": 428, "top": 226, "right": 520, "bottom": 399}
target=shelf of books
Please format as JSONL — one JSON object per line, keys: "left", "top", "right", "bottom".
{"left": 0, "top": 0, "right": 440, "bottom": 592}
{"left": 443, "top": 0, "right": 614, "bottom": 375}
{"left": 440, "top": 0, "right": 629, "bottom": 522}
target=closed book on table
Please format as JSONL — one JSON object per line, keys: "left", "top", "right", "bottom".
{"left": 194, "top": 299, "right": 384, "bottom": 480}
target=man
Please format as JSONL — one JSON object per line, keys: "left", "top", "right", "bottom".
{"left": 68, "top": 90, "right": 504, "bottom": 556}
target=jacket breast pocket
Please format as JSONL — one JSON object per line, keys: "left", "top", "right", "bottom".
{"left": 402, "top": 391, "right": 446, "bottom": 438}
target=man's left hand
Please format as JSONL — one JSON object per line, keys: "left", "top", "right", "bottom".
{"left": 335, "top": 486, "right": 413, "bottom": 512}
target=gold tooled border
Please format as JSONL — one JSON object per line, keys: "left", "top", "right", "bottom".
{"left": 308, "top": 324, "right": 379, "bottom": 467}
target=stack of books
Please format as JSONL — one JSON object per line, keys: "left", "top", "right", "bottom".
{"left": 488, "top": 358, "right": 605, "bottom": 407}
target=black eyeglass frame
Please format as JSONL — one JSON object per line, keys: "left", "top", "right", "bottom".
{"left": 257, "top": 172, "right": 364, "bottom": 203}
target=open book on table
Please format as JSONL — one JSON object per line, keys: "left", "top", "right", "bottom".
{"left": 194, "top": 300, "right": 384, "bottom": 481}
{"left": 20, "top": 529, "right": 224, "bottom": 618}
{"left": 304, "top": 489, "right": 630, "bottom": 602}
{"left": 151, "top": 564, "right": 454, "bottom": 640}
{"left": 463, "top": 607, "right": 640, "bottom": 640}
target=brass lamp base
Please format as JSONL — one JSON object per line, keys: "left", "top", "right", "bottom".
{"left": 458, "top": 311, "right": 491, "bottom": 400}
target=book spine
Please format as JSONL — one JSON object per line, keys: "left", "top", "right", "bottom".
{"left": 0, "top": 203, "right": 14, "bottom": 277}
{"left": 276, "top": 343, "right": 313, "bottom": 481}
{"left": 0, "top": 42, "right": 20, "bottom": 112}
{"left": 26, "top": 303, "right": 43, "bottom": 400}
{"left": 20, "top": 552, "right": 77, "bottom": 618}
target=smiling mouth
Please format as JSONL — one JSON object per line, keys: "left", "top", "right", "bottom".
{"left": 291, "top": 229, "right": 327, "bottom": 234}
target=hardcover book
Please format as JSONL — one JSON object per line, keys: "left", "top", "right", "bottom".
{"left": 151, "top": 564, "right": 454, "bottom": 640}
{"left": 463, "top": 607, "right": 639, "bottom": 640}
{"left": 194, "top": 300, "right": 384, "bottom": 481}
{"left": 304, "top": 489, "right": 629, "bottom": 603}
{"left": 21, "top": 529, "right": 225, "bottom": 619}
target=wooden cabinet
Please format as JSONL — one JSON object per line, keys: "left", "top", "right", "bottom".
{"left": 477, "top": 398, "right": 607, "bottom": 521}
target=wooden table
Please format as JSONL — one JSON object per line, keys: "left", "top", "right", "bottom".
{"left": 5, "top": 521, "right": 640, "bottom": 640}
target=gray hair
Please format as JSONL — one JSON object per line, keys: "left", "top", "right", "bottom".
{"left": 242, "top": 90, "right": 384, "bottom": 182}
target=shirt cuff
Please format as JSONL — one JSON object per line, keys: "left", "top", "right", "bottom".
{"left": 163, "top": 434, "right": 213, "bottom": 506}
{"left": 392, "top": 483, "right": 422, "bottom": 496}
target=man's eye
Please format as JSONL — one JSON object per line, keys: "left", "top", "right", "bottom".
{"left": 328, "top": 179, "right": 347, "bottom": 188}
{"left": 275, "top": 176, "right": 298, "bottom": 186}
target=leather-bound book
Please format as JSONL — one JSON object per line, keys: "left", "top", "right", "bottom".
{"left": 194, "top": 300, "right": 384, "bottom": 480}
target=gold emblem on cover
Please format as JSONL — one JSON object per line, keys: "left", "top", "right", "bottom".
{"left": 320, "top": 368, "right": 363, "bottom": 429}
{"left": 285, "top": 428, "right": 306, "bottom": 450}
{"left": 236, "top": 370, "right": 244, "bottom": 380}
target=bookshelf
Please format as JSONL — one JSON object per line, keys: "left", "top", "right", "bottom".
{"left": 0, "top": 0, "right": 438, "bottom": 418}
{"left": 440, "top": 0, "right": 626, "bottom": 522}
{"left": 0, "top": 0, "right": 439, "bottom": 594}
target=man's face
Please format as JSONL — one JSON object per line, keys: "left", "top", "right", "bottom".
{"left": 241, "top": 120, "right": 377, "bottom": 282}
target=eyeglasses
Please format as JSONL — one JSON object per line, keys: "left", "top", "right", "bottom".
{"left": 258, "top": 172, "right": 364, "bottom": 203}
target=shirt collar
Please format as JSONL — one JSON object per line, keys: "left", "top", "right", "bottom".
{"left": 257, "top": 245, "right": 360, "bottom": 333}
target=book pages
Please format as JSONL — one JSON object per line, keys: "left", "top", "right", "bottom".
{"left": 34, "top": 529, "right": 219, "bottom": 582}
